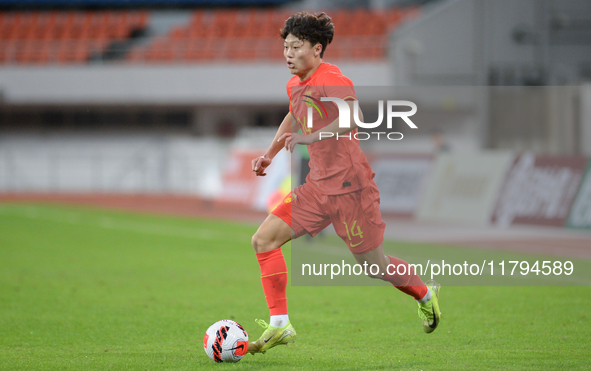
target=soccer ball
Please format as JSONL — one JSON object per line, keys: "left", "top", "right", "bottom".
{"left": 203, "top": 320, "right": 249, "bottom": 363}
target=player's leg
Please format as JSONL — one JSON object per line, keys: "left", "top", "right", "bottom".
{"left": 333, "top": 180, "right": 442, "bottom": 333}
{"left": 249, "top": 213, "right": 297, "bottom": 354}
{"left": 351, "top": 243, "right": 441, "bottom": 333}
{"left": 351, "top": 242, "right": 428, "bottom": 297}
{"left": 251, "top": 213, "right": 293, "bottom": 322}
{"left": 249, "top": 185, "right": 331, "bottom": 354}
{"left": 352, "top": 244, "right": 428, "bottom": 298}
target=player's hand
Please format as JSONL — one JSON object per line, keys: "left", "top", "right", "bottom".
{"left": 252, "top": 155, "right": 271, "bottom": 176}
{"left": 277, "top": 132, "right": 316, "bottom": 153}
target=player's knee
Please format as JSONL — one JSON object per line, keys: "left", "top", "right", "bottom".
{"left": 251, "top": 233, "right": 263, "bottom": 252}
{"left": 251, "top": 232, "right": 274, "bottom": 253}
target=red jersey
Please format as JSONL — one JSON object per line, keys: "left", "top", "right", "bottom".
{"left": 287, "top": 62, "right": 374, "bottom": 195}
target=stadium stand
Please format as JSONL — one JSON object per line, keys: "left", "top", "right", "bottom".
{"left": 130, "top": 8, "right": 417, "bottom": 63}
{"left": 0, "top": 10, "right": 149, "bottom": 64}
{"left": 0, "top": 7, "right": 417, "bottom": 65}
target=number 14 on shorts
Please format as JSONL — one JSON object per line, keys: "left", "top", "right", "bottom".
{"left": 343, "top": 220, "right": 364, "bottom": 248}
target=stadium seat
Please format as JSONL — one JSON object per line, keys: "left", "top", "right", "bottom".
{"left": 0, "top": 10, "right": 150, "bottom": 64}
{"left": 126, "top": 46, "right": 144, "bottom": 62}
{"left": 57, "top": 40, "right": 89, "bottom": 64}
{"left": 0, "top": 7, "right": 415, "bottom": 65}
{"left": 185, "top": 38, "right": 215, "bottom": 62}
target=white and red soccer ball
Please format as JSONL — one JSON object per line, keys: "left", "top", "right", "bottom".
{"left": 203, "top": 320, "right": 249, "bottom": 363}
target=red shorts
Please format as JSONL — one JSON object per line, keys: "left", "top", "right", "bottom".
{"left": 272, "top": 180, "right": 386, "bottom": 254}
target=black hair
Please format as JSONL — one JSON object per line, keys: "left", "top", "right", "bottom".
{"left": 280, "top": 11, "right": 334, "bottom": 58}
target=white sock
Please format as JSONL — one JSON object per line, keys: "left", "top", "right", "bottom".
{"left": 417, "top": 288, "right": 432, "bottom": 304}
{"left": 270, "top": 314, "right": 289, "bottom": 328}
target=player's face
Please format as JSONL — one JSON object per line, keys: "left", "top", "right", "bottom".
{"left": 284, "top": 34, "right": 321, "bottom": 79}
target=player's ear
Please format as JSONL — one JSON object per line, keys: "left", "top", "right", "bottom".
{"left": 314, "top": 43, "right": 322, "bottom": 57}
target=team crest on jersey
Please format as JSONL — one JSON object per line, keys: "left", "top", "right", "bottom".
{"left": 284, "top": 192, "right": 296, "bottom": 203}
{"left": 302, "top": 91, "right": 328, "bottom": 119}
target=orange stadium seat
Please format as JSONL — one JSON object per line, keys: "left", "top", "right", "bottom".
{"left": 144, "top": 36, "right": 175, "bottom": 63}
{"left": 188, "top": 11, "right": 209, "bottom": 39}
{"left": 57, "top": 39, "right": 88, "bottom": 64}
{"left": 330, "top": 9, "right": 347, "bottom": 36}
{"left": 0, "top": 8, "right": 416, "bottom": 65}
{"left": 249, "top": 9, "right": 273, "bottom": 38}
{"left": 0, "top": 10, "right": 150, "bottom": 64}
{"left": 20, "top": 40, "right": 50, "bottom": 64}
{"left": 212, "top": 9, "right": 238, "bottom": 39}
{"left": 0, "top": 40, "right": 15, "bottom": 57}
{"left": 126, "top": 46, "right": 144, "bottom": 63}
{"left": 228, "top": 38, "right": 258, "bottom": 61}
{"left": 134, "top": 11, "right": 149, "bottom": 30}
{"left": 228, "top": 9, "right": 248, "bottom": 37}
{"left": 185, "top": 38, "right": 215, "bottom": 62}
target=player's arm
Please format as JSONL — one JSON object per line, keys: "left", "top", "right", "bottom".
{"left": 279, "top": 100, "right": 361, "bottom": 152}
{"left": 252, "top": 112, "right": 293, "bottom": 176}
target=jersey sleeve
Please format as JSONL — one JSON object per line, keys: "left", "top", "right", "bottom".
{"left": 286, "top": 83, "right": 292, "bottom": 101}
{"left": 286, "top": 83, "right": 291, "bottom": 113}
{"left": 287, "top": 79, "right": 297, "bottom": 114}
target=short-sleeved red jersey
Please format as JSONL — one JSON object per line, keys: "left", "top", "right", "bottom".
{"left": 287, "top": 62, "right": 374, "bottom": 195}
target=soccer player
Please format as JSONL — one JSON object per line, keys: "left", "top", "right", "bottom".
{"left": 248, "top": 11, "right": 441, "bottom": 355}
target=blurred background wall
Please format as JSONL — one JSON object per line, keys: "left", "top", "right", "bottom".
{"left": 0, "top": 0, "right": 590, "bottom": 228}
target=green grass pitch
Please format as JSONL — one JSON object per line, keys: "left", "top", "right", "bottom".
{"left": 1, "top": 203, "right": 590, "bottom": 370}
